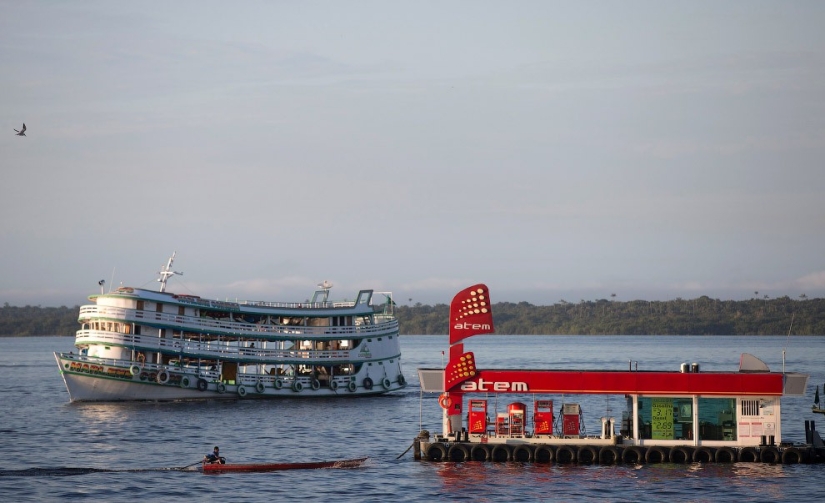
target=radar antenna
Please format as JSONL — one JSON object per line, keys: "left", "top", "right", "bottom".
{"left": 318, "top": 280, "right": 333, "bottom": 291}
{"left": 158, "top": 251, "right": 183, "bottom": 292}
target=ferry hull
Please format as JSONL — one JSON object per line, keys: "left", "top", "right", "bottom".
{"left": 55, "top": 353, "right": 404, "bottom": 402}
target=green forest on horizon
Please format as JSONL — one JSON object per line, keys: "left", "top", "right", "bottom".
{"left": 2, "top": 295, "right": 825, "bottom": 336}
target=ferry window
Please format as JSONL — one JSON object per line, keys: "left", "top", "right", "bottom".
{"left": 156, "top": 303, "right": 163, "bottom": 313}
{"left": 137, "top": 301, "right": 144, "bottom": 311}
{"left": 178, "top": 306, "right": 185, "bottom": 315}
{"left": 697, "top": 398, "right": 736, "bottom": 441}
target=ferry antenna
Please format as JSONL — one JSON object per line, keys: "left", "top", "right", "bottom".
{"left": 158, "top": 251, "right": 183, "bottom": 292}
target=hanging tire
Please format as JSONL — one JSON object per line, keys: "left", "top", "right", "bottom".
{"left": 448, "top": 443, "right": 471, "bottom": 462}
{"left": 156, "top": 370, "right": 170, "bottom": 384}
{"left": 598, "top": 446, "right": 620, "bottom": 464}
{"left": 555, "top": 445, "right": 577, "bottom": 464}
{"left": 310, "top": 379, "right": 321, "bottom": 391}
{"left": 426, "top": 443, "right": 448, "bottom": 461}
{"left": 738, "top": 447, "right": 759, "bottom": 462}
{"left": 329, "top": 380, "right": 339, "bottom": 391}
{"left": 578, "top": 445, "right": 598, "bottom": 464}
{"left": 381, "top": 377, "right": 391, "bottom": 389}
{"left": 715, "top": 446, "right": 736, "bottom": 463}
{"left": 491, "top": 444, "right": 511, "bottom": 462}
{"left": 645, "top": 446, "right": 668, "bottom": 463}
{"left": 781, "top": 447, "right": 804, "bottom": 464}
{"left": 255, "top": 381, "right": 265, "bottom": 394}
{"left": 693, "top": 446, "right": 716, "bottom": 463}
{"left": 197, "top": 378, "right": 208, "bottom": 392}
{"left": 347, "top": 381, "right": 357, "bottom": 392}
{"left": 470, "top": 444, "right": 490, "bottom": 462}
{"left": 217, "top": 383, "right": 226, "bottom": 394}
{"left": 274, "top": 379, "right": 283, "bottom": 390}
{"left": 669, "top": 446, "right": 693, "bottom": 464}
{"left": 622, "top": 446, "right": 646, "bottom": 464}
{"left": 534, "top": 445, "right": 555, "bottom": 463}
{"left": 512, "top": 444, "right": 534, "bottom": 462}
{"left": 130, "top": 365, "right": 142, "bottom": 376}
{"left": 180, "top": 376, "right": 191, "bottom": 388}
{"left": 237, "top": 385, "right": 247, "bottom": 397}
{"left": 760, "top": 446, "right": 780, "bottom": 464}
{"left": 363, "top": 377, "right": 373, "bottom": 390}
{"left": 397, "top": 374, "right": 406, "bottom": 385}
{"left": 292, "top": 381, "right": 303, "bottom": 392}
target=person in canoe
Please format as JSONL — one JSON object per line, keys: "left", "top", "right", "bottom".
{"left": 204, "top": 446, "right": 226, "bottom": 464}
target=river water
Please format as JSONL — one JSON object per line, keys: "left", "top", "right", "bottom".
{"left": 0, "top": 335, "right": 822, "bottom": 502}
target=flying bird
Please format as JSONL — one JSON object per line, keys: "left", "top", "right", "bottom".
{"left": 14, "top": 123, "right": 26, "bottom": 136}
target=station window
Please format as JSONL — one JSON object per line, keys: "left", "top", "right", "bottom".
{"left": 637, "top": 397, "right": 694, "bottom": 440}
{"left": 697, "top": 398, "right": 736, "bottom": 441}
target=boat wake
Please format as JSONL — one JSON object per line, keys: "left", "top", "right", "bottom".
{"left": 0, "top": 466, "right": 201, "bottom": 477}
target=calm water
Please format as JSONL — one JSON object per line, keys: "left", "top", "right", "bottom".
{"left": 1, "top": 335, "right": 823, "bottom": 502}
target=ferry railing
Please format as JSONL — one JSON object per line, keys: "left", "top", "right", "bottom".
{"left": 73, "top": 330, "right": 383, "bottom": 363}
{"left": 78, "top": 305, "right": 398, "bottom": 338}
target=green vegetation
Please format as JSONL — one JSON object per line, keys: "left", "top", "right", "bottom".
{"left": 396, "top": 296, "right": 825, "bottom": 335}
{"left": 2, "top": 296, "right": 824, "bottom": 337}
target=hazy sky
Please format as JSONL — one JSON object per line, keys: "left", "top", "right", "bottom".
{"left": 3, "top": 1, "right": 825, "bottom": 307}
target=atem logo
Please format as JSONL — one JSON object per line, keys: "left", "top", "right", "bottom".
{"left": 453, "top": 322, "right": 492, "bottom": 331}
{"left": 460, "top": 378, "right": 528, "bottom": 392}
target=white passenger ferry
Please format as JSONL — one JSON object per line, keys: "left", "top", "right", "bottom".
{"left": 54, "top": 253, "right": 405, "bottom": 402}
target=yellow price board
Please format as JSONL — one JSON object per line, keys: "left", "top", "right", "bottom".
{"left": 651, "top": 398, "right": 674, "bottom": 440}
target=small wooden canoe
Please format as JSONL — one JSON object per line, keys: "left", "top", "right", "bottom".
{"left": 202, "top": 457, "right": 367, "bottom": 473}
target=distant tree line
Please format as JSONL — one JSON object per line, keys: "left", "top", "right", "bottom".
{"left": 396, "top": 296, "right": 825, "bottom": 336}
{"left": 2, "top": 296, "right": 825, "bottom": 337}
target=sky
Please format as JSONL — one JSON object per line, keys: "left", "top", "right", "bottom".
{"left": 2, "top": 1, "right": 825, "bottom": 308}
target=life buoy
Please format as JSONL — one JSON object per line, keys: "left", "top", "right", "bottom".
{"left": 381, "top": 377, "right": 391, "bottom": 389}
{"left": 156, "top": 370, "right": 170, "bottom": 384}
{"left": 292, "top": 381, "right": 303, "bottom": 392}
{"left": 397, "top": 374, "right": 406, "bottom": 386}
{"left": 310, "top": 379, "right": 321, "bottom": 391}
{"left": 216, "top": 383, "right": 226, "bottom": 394}
{"left": 329, "top": 380, "right": 339, "bottom": 391}
{"left": 274, "top": 379, "right": 283, "bottom": 390}
{"left": 181, "top": 376, "right": 191, "bottom": 388}
{"left": 255, "top": 381, "right": 265, "bottom": 394}
{"left": 438, "top": 393, "right": 452, "bottom": 409}
{"left": 237, "top": 385, "right": 247, "bottom": 397}
{"left": 197, "top": 378, "right": 208, "bottom": 391}
{"left": 347, "top": 381, "right": 357, "bottom": 392}
{"left": 363, "top": 377, "right": 374, "bottom": 390}
{"left": 130, "top": 365, "right": 142, "bottom": 376}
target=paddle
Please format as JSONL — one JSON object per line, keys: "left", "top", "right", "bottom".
{"left": 177, "top": 459, "right": 206, "bottom": 470}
